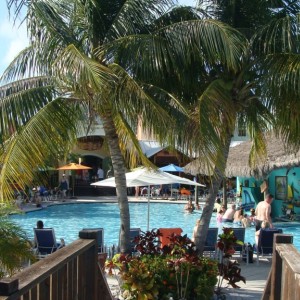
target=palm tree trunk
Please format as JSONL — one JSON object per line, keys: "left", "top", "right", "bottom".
{"left": 195, "top": 133, "right": 232, "bottom": 255}
{"left": 101, "top": 112, "right": 131, "bottom": 254}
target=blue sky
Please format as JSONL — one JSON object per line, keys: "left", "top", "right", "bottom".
{"left": 0, "top": 0, "right": 196, "bottom": 74}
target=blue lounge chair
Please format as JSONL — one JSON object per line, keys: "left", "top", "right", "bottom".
{"left": 231, "top": 227, "right": 246, "bottom": 262}
{"left": 82, "top": 228, "right": 104, "bottom": 253}
{"left": 255, "top": 228, "right": 283, "bottom": 264}
{"left": 203, "top": 227, "right": 218, "bottom": 257}
{"left": 130, "top": 228, "right": 141, "bottom": 253}
{"left": 232, "top": 227, "right": 245, "bottom": 251}
{"left": 34, "top": 228, "right": 62, "bottom": 258}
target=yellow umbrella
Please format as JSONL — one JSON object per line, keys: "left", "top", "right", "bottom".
{"left": 57, "top": 163, "right": 92, "bottom": 171}
{"left": 57, "top": 163, "right": 92, "bottom": 198}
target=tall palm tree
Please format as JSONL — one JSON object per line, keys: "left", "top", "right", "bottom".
{"left": 186, "top": 0, "right": 300, "bottom": 253}
{"left": 1, "top": 0, "right": 245, "bottom": 252}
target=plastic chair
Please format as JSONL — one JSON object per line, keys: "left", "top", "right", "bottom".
{"left": 255, "top": 228, "right": 283, "bottom": 264}
{"left": 34, "top": 228, "right": 62, "bottom": 258}
{"left": 158, "top": 228, "right": 183, "bottom": 248}
{"left": 204, "top": 228, "right": 219, "bottom": 257}
{"left": 230, "top": 227, "right": 246, "bottom": 262}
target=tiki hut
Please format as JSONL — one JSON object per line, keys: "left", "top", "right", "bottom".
{"left": 184, "top": 133, "right": 300, "bottom": 179}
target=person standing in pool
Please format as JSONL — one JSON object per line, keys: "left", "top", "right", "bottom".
{"left": 222, "top": 204, "right": 236, "bottom": 222}
{"left": 255, "top": 194, "right": 274, "bottom": 230}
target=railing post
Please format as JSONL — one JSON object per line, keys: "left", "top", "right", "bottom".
{"left": 79, "top": 230, "right": 114, "bottom": 300}
{"left": 78, "top": 230, "right": 99, "bottom": 299}
{"left": 0, "top": 279, "right": 18, "bottom": 296}
{"left": 270, "top": 234, "right": 293, "bottom": 300}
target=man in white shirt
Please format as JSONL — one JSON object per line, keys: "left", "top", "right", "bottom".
{"left": 97, "top": 167, "right": 104, "bottom": 180}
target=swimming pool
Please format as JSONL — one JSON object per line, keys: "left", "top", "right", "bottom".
{"left": 9, "top": 202, "right": 300, "bottom": 250}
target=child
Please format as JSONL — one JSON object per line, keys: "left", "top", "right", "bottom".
{"left": 241, "top": 214, "right": 251, "bottom": 228}
{"left": 216, "top": 209, "right": 224, "bottom": 223}
{"left": 255, "top": 220, "right": 270, "bottom": 245}
{"left": 191, "top": 219, "right": 200, "bottom": 242}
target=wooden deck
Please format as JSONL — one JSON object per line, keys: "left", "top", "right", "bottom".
{"left": 0, "top": 230, "right": 113, "bottom": 300}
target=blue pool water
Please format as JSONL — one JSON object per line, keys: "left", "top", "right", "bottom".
{"left": 9, "top": 203, "right": 300, "bottom": 250}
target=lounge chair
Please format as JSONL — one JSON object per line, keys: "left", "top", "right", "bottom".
{"left": 34, "top": 228, "right": 63, "bottom": 258}
{"left": 158, "top": 227, "right": 183, "bottom": 248}
{"left": 82, "top": 228, "right": 104, "bottom": 253}
{"left": 231, "top": 227, "right": 246, "bottom": 261}
{"left": 203, "top": 227, "right": 219, "bottom": 257}
{"left": 255, "top": 228, "right": 283, "bottom": 264}
{"left": 130, "top": 228, "right": 141, "bottom": 253}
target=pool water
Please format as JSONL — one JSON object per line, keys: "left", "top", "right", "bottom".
{"left": 9, "top": 203, "right": 300, "bottom": 250}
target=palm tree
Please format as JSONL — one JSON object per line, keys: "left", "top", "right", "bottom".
{"left": 186, "top": 0, "right": 300, "bottom": 253}
{"left": 0, "top": 207, "right": 35, "bottom": 278}
{"left": 1, "top": 0, "right": 245, "bottom": 252}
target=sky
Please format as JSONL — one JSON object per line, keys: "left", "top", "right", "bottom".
{"left": 0, "top": 0, "right": 196, "bottom": 75}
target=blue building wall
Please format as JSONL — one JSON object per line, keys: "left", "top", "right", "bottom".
{"left": 237, "top": 166, "right": 300, "bottom": 218}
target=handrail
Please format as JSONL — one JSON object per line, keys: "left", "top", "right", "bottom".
{"left": 0, "top": 230, "right": 114, "bottom": 300}
{"left": 261, "top": 234, "right": 300, "bottom": 300}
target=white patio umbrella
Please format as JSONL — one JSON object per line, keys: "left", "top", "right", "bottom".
{"left": 91, "top": 167, "right": 205, "bottom": 229}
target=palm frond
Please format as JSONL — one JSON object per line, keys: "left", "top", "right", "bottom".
{"left": 53, "top": 44, "right": 117, "bottom": 94}
{"left": 252, "top": 14, "right": 299, "bottom": 55}
{"left": 0, "top": 77, "right": 54, "bottom": 137}
{"left": 0, "top": 99, "right": 85, "bottom": 202}
{"left": 0, "top": 217, "right": 35, "bottom": 277}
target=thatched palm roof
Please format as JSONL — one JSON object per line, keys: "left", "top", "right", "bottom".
{"left": 184, "top": 133, "right": 300, "bottom": 178}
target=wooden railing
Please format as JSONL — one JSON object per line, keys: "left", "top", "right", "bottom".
{"left": 0, "top": 230, "right": 114, "bottom": 300}
{"left": 262, "top": 234, "right": 300, "bottom": 300}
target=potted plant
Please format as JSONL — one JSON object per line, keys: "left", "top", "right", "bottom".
{"left": 106, "top": 229, "right": 218, "bottom": 300}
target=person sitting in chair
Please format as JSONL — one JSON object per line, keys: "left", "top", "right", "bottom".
{"left": 34, "top": 220, "right": 65, "bottom": 250}
{"left": 255, "top": 220, "right": 270, "bottom": 246}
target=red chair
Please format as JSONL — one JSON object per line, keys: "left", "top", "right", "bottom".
{"left": 158, "top": 228, "right": 183, "bottom": 247}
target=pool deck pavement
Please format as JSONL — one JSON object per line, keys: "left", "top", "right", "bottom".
{"left": 20, "top": 196, "right": 271, "bottom": 299}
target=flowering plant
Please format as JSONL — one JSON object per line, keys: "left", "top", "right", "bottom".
{"left": 106, "top": 229, "right": 218, "bottom": 300}
{"left": 215, "top": 227, "right": 246, "bottom": 294}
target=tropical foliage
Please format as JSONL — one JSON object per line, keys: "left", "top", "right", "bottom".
{"left": 0, "top": 208, "right": 35, "bottom": 278}
{"left": 2, "top": 0, "right": 245, "bottom": 252}
{"left": 106, "top": 229, "right": 218, "bottom": 300}
{"left": 188, "top": 0, "right": 300, "bottom": 253}
{"left": 215, "top": 227, "right": 246, "bottom": 293}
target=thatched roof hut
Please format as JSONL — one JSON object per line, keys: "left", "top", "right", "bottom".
{"left": 184, "top": 133, "right": 300, "bottom": 178}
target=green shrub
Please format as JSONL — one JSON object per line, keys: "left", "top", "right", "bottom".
{"left": 0, "top": 208, "right": 35, "bottom": 278}
{"left": 106, "top": 229, "right": 218, "bottom": 300}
